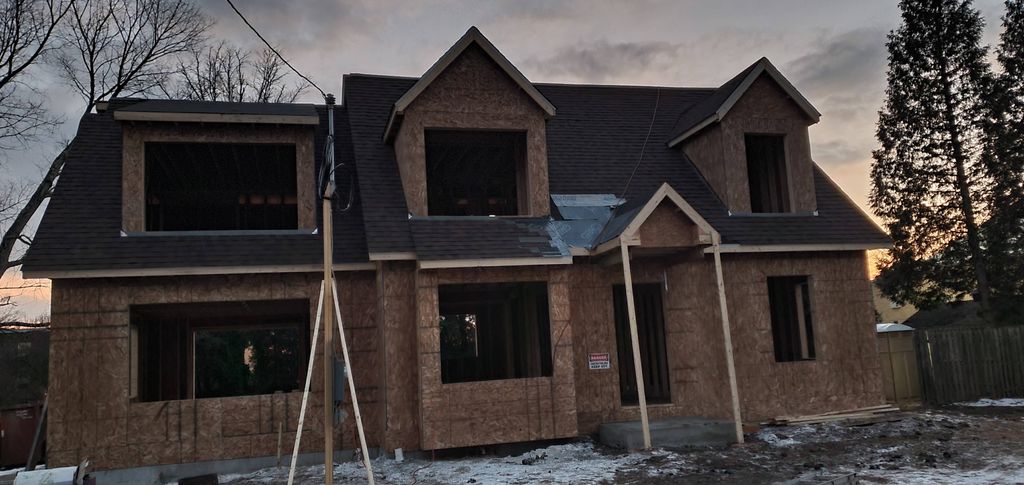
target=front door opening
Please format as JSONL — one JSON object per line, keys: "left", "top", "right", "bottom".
{"left": 613, "top": 284, "right": 671, "bottom": 405}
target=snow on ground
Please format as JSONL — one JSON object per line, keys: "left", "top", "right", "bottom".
{"left": 218, "top": 442, "right": 687, "bottom": 485}
{"left": 861, "top": 465, "right": 1024, "bottom": 484}
{"left": 955, "top": 397, "right": 1024, "bottom": 407}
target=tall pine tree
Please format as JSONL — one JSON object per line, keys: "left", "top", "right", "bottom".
{"left": 985, "top": 0, "right": 1024, "bottom": 315}
{"left": 872, "top": 0, "right": 994, "bottom": 310}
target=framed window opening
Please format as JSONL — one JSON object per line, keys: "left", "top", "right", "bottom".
{"left": 425, "top": 129, "right": 528, "bottom": 216}
{"left": 767, "top": 276, "right": 816, "bottom": 362}
{"left": 130, "top": 299, "right": 309, "bottom": 402}
{"left": 438, "top": 282, "right": 552, "bottom": 383}
{"left": 744, "top": 134, "right": 791, "bottom": 213}
{"left": 144, "top": 142, "right": 299, "bottom": 231}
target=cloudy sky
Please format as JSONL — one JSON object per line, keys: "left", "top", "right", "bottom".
{"left": 3, "top": 0, "right": 1012, "bottom": 317}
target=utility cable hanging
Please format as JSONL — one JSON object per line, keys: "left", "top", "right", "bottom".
{"left": 224, "top": 0, "right": 327, "bottom": 99}
{"left": 225, "top": 0, "right": 357, "bottom": 211}
{"left": 621, "top": 87, "right": 661, "bottom": 198}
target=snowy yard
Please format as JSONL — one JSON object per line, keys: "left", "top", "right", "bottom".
{"left": 217, "top": 400, "right": 1024, "bottom": 485}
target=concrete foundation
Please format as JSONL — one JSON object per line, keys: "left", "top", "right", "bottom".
{"left": 598, "top": 417, "right": 735, "bottom": 450}
{"left": 88, "top": 448, "right": 381, "bottom": 485}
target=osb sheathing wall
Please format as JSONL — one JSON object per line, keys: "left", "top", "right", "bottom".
{"left": 393, "top": 44, "right": 550, "bottom": 217}
{"left": 681, "top": 73, "right": 817, "bottom": 213}
{"left": 416, "top": 266, "right": 576, "bottom": 449}
{"left": 121, "top": 124, "right": 317, "bottom": 231}
{"left": 636, "top": 202, "right": 703, "bottom": 248}
{"left": 571, "top": 251, "right": 883, "bottom": 434}
{"left": 46, "top": 272, "right": 381, "bottom": 471}
{"left": 724, "top": 252, "right": 884, "bottom": 420}
{"left": 571, "top": 256, "right": 732, "bottom": 434}
{"left": 375, "top": 261, "right": 420, "bottom": 451}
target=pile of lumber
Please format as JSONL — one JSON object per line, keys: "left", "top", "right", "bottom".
{"left": 764, "top": 404, "right": 903, "bottom": 426}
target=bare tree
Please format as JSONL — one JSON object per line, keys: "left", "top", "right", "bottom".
{"left": 0, "top": 0, "right": 210, "bottom": 279}
{"left": 171, "top": 41, "right": 306, "bottom": 103}
{"left": 0, "top": 0, "right": 71, "bottom": 150}
{"left": 250, "top": 48, "right": 305, "bottom": 103}
{"left": 55, "top": 0, "right": 211, "bottom": 115}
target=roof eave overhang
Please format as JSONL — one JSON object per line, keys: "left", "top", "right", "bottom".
{"left": 417, "top": 255, "right": 572, "bottom": 270}
{"left": 702, "top": 242, "right": 892, "bottom": 254}
{"left": 23, "top": 262, "right": 376, "bottom": 280}
{"left": 112, "top": 111, "right": 320, "bottom": 125}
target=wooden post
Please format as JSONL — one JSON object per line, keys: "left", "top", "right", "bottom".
{"left": 620, "top": 241, "right": 651, "bottom": 449}
{"left": 322, "top": 187, "right": 335, "bottom": 485}
{"left": 287, "top": 282, "right": 325, "bottom": 485}
{"left": 276, "top": 421, "right": 284, "bottom": 468}
{"left": 712, "top": 242, "right": 744, "bottom": 444}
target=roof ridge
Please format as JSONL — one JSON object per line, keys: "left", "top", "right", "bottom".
{"left": 345, "top": 72, "right": 721, "bottom": 92}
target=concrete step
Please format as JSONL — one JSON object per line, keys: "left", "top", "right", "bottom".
{"left": 598, "top": 416, "right": 736, "bottom": 449}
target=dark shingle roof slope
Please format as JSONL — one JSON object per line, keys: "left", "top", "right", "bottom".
{"left": 21, "top": 99, "right": 367, "bottom": 275}
{"left": 669, "top": 62, "right": 757, "bottom": 143}
{"left": 343, "top": 75, "right": 416, "bottom": 254}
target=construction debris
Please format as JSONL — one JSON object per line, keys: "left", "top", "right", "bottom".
{"left": 764, "top": 405, "right": 902, "bottom": 426}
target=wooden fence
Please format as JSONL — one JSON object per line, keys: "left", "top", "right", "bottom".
{"left": 914, "top": 325, "right": 1024, "bottom": 405}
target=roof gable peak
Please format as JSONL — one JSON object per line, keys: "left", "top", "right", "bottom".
{"left": 667, "top": 57, "right": 821, "bottom": 147}
{"left": 383, "top": 26, "right": 555, "bottom": 141}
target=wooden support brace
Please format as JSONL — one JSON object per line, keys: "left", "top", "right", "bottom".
{"left": 620, "top": 241, "right": 652, "bottom": 449}
{"left": 713, "top": 242, "right": 745, "bottom": 444}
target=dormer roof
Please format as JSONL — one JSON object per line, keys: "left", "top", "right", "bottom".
{"left": 382, "top": 26, "right": 556, "bottom": 141}
{"left": 666, "top": 57, "right": 821, "bottom": 147}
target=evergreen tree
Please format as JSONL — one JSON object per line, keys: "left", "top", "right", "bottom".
{"left": 985, "top": 0, "right": 1024, "bottom": 315}
{"left": 871, "top": 0, "right": 994, "bottom": 310}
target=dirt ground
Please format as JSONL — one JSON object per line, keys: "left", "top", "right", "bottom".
{"left": 617, "top": 405, "right": 1024, "bottom": 484}
{"left": 220, "top": 405, "right": 1024, "bottom": 485}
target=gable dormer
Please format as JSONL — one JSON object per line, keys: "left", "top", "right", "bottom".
{"left": 385, "top": 27, "right": 555, "bottom": 217}
{"left": 670, "top": 58, "right": 820, "bottom": 214}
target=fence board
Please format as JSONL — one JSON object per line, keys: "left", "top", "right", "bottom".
{"left": 913, "top": 326, "right": 1024, "bottom": 405}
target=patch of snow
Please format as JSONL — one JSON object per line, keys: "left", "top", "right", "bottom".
{"left": 218, "top": 442, "right": 686, "bottom": 485}
{"left": 955, "top": 397, "right": 1024, "bottom": 407}
{"left": 756, "top": 430, "right": 800, "bottom": 447}
{"left": 860, "top": 464, "right": 1024, "bottom": 484}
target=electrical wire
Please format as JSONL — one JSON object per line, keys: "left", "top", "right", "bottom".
{"left": 225, "top": 0, "right": 358, "bottom": 212}
{"left": 224, "top": 0, "right": 327, "bottom": 99}
{"left": 620, "top": 87, "right": 661, "bottom": 198}
{"left": 319, "top": 133, "right": 356, "bottom": 212}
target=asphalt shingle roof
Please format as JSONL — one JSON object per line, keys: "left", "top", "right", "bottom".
{"left": 21, "top": 100, "right": 368, "bottom": 275}
{"left": 23, "top": 66, "right": 888, "bottom": 276}
{"left": 342, "top": 75, "right": 888, "bottom": 254}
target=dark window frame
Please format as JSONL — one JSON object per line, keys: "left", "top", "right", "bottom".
{"left": 438, "top": 282, "right": 552, "bottom": 384}
{"left": 144, "top": 142, "right": 299, "bottom": 231}
{"left": 131, "top": 299, "right": 310, "bottom": 402}
{"left": 744, "top": 134, "right": 791, "bottom": 213}
{"left": 424, "top": 129, "right": 528, "bottom": 216}
{"left": 767, "top": 275, "right": 816, "bottom": 362}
